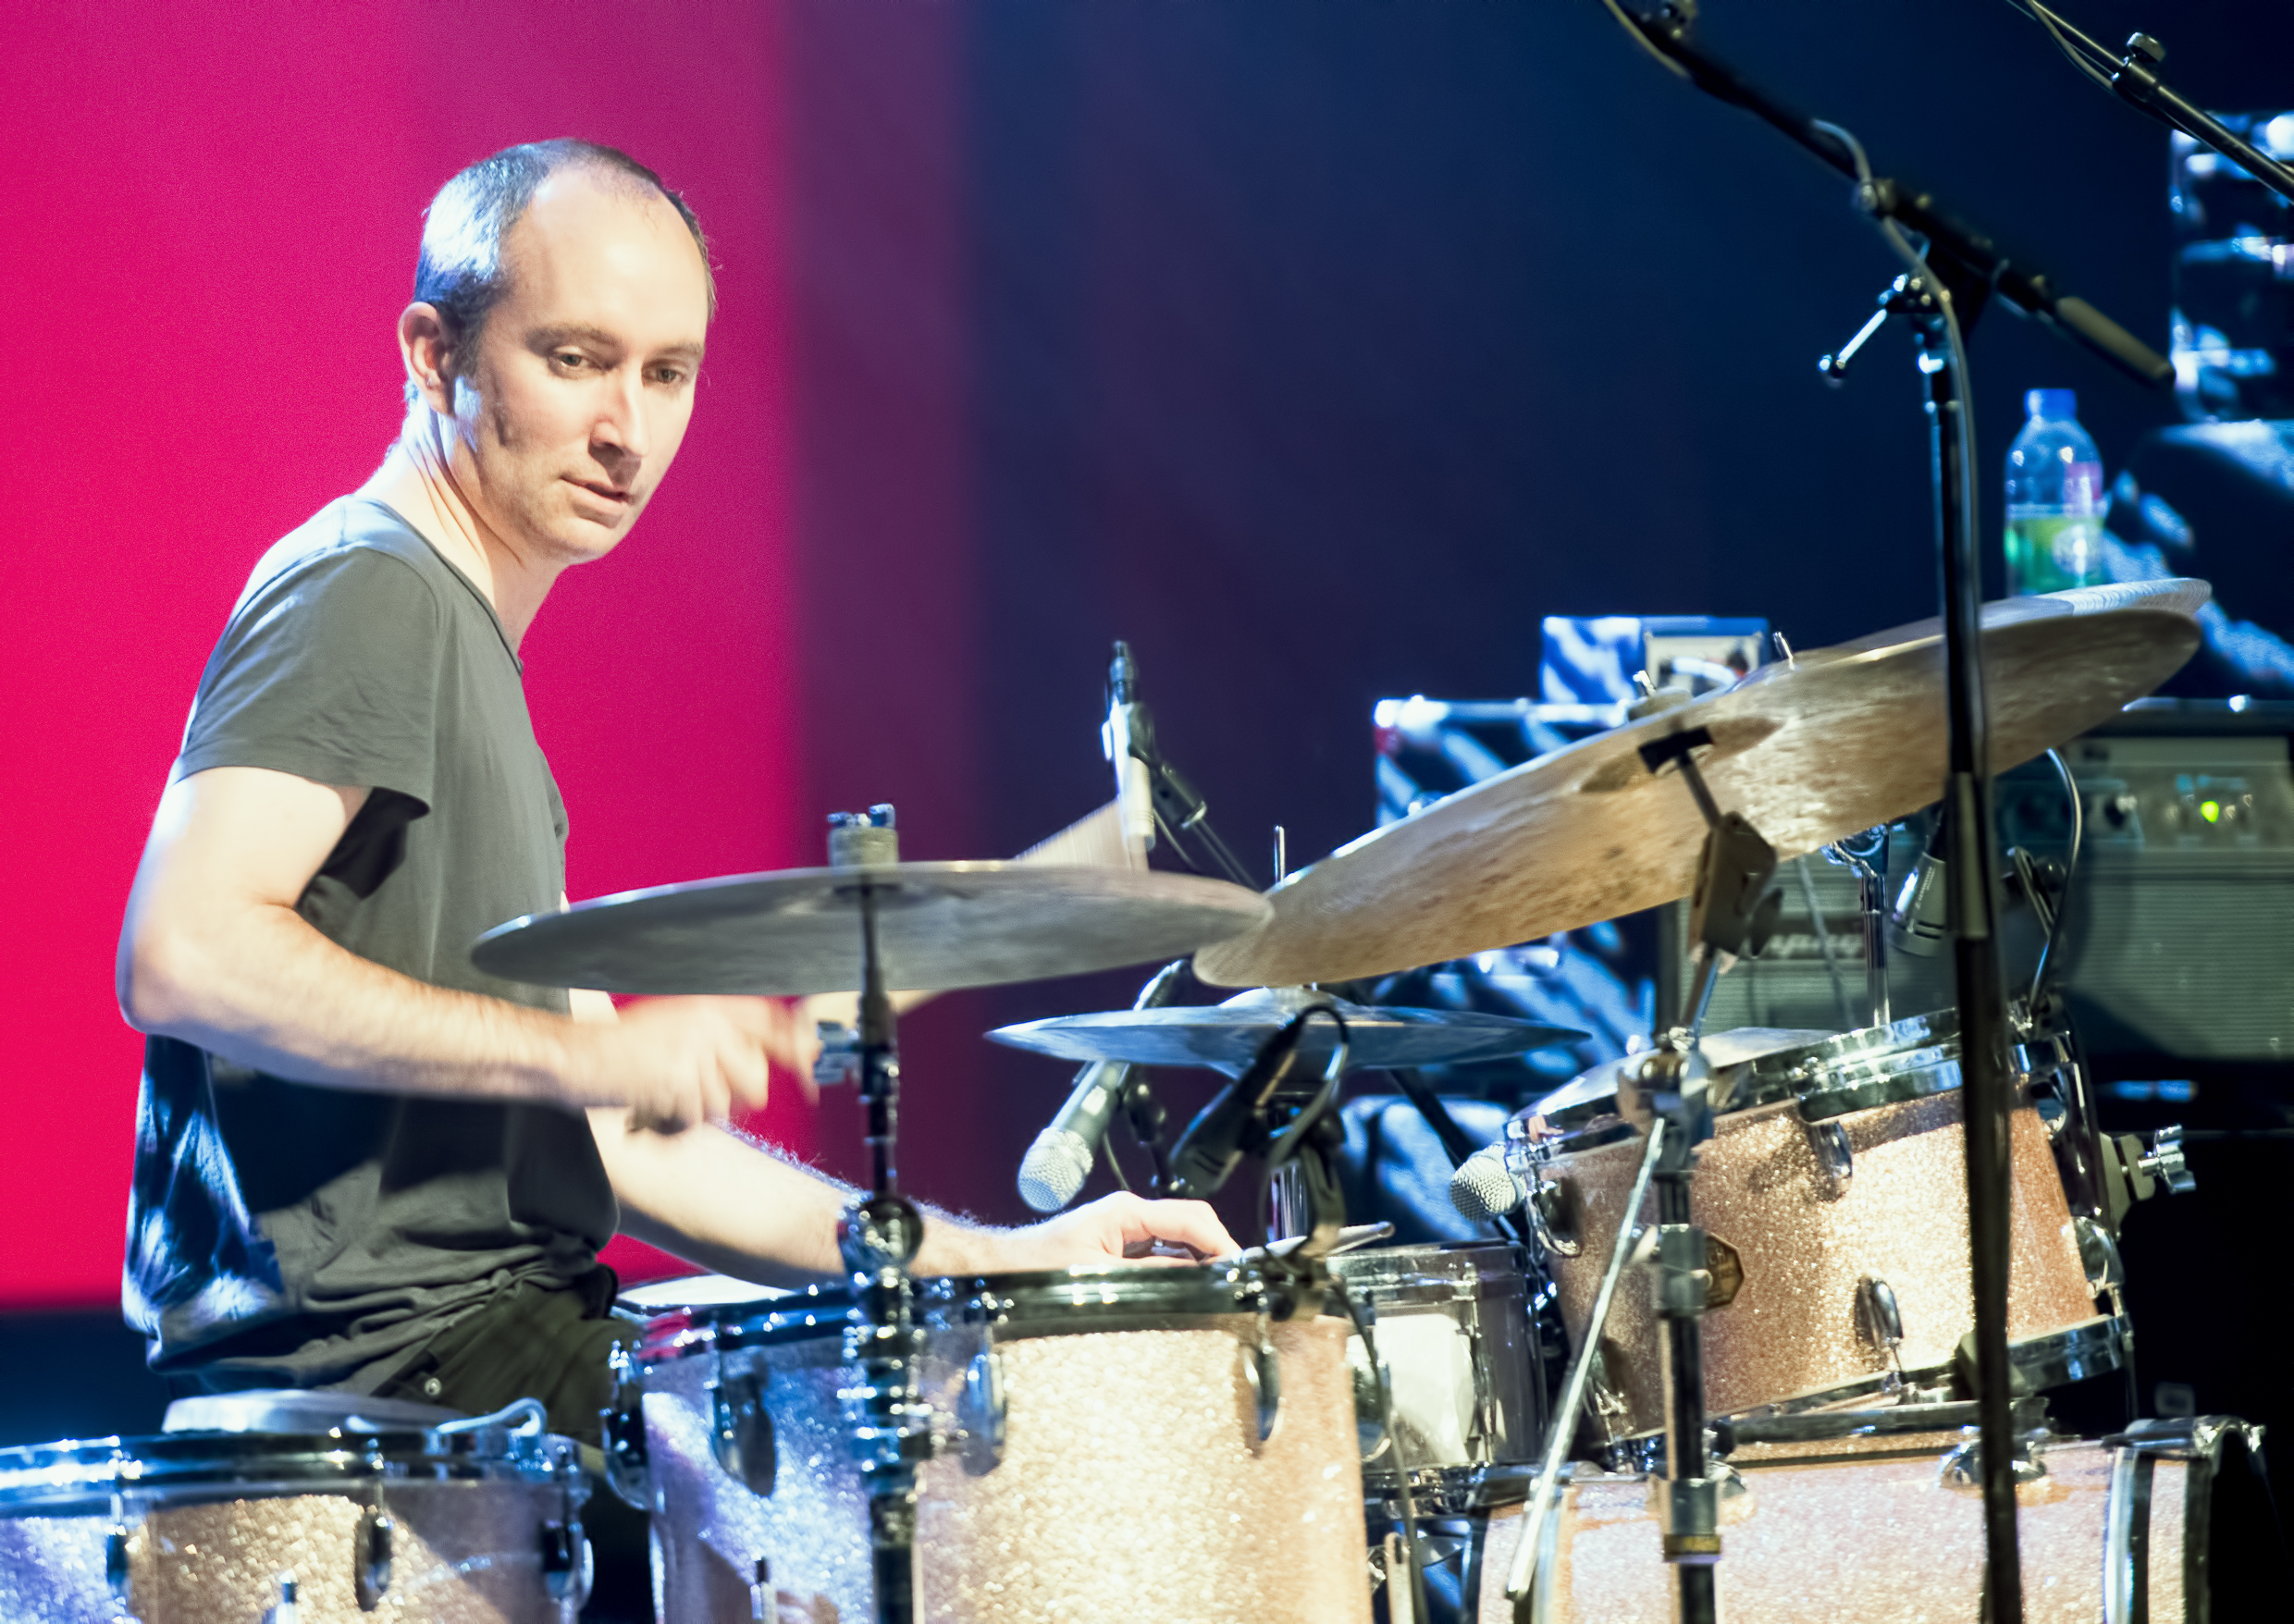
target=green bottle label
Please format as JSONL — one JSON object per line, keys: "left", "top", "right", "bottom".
{"left": 2004, "top": 511, "right": 2105, "bottom": 595}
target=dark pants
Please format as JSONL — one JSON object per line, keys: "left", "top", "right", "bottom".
{"left": 372, "top": 1269, "right": 652, "bottom": 1623}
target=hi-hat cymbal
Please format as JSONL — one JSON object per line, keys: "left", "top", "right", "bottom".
{"left": 1196, "top": 581, "right": 2207, "bottom": 990}
{"left": 472, "top": 863, "right": 1271, "bottom": 997}
{"left": 987, "top": 986, "right": 1585, "bottom": 1074}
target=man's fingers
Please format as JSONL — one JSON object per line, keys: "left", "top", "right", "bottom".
{"left": 1129, "top": 1199, "right": 1240, "bottom": 1259}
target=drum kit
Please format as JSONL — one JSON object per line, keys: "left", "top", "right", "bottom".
{"left": 0, "top": 576, "right": 2273, "bottom": 1623}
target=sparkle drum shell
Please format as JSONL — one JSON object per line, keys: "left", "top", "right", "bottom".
{"left": 636, "top": 1265, "right": 1371, "bottom": 1624}
{"left": 1476, "top": 1420, "right": 2263, "bottom": 1622}
{"left": 1327, "top": 1244, "right": 1544, "bottom": 1514}
{"left": 1523, "top": 1013, "right": 2110, "bottom": 1434}
{"left": 0, "top": 1424, "right": 587, "bottom": 1624}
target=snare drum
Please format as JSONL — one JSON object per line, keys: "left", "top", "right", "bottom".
{"left": 633, "top": 1264, "right": 1371, "bottom": 1624}
{"left": 1477, "top": 1417, "right": 2270, "bottom": 1621}
{"left": 0, "top": 1408, "right": 589, "bottom": 1623}
{"left": 1517, "top": 1012, "right": 2115, "bottom": 1434}
{"left": 1328, "top": 1244, "right": 1545, "bottom": 1514}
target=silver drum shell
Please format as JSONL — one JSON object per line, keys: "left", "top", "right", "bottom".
{"left": 1525, "top": 1013, "right": 2108, "bottom": 1434}
{"left": 1476, "top": 1421, "right": 2253, "bottom": 1622}
{"left": 637, "top": 1264, "right": 1371, "bottom": 1624}
{"left": 0, "top": 1426, "right": 585, "bottom": 1624}
{"left": 1327, "top": 1244, "right": 1544, "bottom": 1514}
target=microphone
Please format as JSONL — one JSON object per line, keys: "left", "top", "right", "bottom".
{"left": 1015, "top": 961, "right": 1187, "bottom": 1213}
{"left": 1888, "top": 818, "right": 1950, "bottom": 957}
{"left": 1449, "top": 1141, "right": 1529, "bottom": 1224}
{"left": 1018, "top": 1062, "right": 1132, "bottom": 1214}
{"left": 1165, "top": 1014, "right": 1316, "bottom": 1200}
{"left": 1104, "top": 643, "right": 1157, "bottom": 858}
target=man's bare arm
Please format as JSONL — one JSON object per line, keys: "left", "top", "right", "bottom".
{"left": 118, "top": 765, "right": 771, "bottom": 1125}
{"left": 590, "top": 1108, "right": 1241, "bottom": 1283}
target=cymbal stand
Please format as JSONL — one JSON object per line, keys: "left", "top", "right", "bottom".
{"left": 1595, "top": 12, "right": 2183, "bottom": 1612}
{"left": 1820, "top": 827, "right": 1892, "bottom": 1027}
{"left": 1645, "top": 729, "right": 1780, "bottom": 1624}
{"left": 822, "top": 808, "right": 937, "bottom": 1624}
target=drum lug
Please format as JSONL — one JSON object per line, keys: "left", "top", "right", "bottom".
{"left": 600, "top": 1339, "right": 653, "bottom": 1511}
{"left": 709, "top": 1367, "right": 778, "bottom": 1498}
{"left": 1526, "top": 1171, "right": 1582, "bottom": 1258}
{"left": 1855, "top": 1274, "right": 1904, "bottom": 1357}
{"left": 957, "top": 1344, "right": 1007, "bottom": 1476}
{"left": 262, "top": 1573, "right": 300, "bottom": 1624}
{"left": 538, "top": 1519, "right": 594, "bottom": 1612}
{"left": 1241, "top": 1323, "right": 1284, "bottom": 1445}
{"left": 354, "top": 1506, "right": 394, "bottom": 1610}
{"left": 1805, "top": 1119, "right": 1854, "bottom": 1189}
{"left": 104, "top": 1524, "right": 131, "bottom": 1601}
{"left": 2072, "top": 1215, "right": 2126, "bottom": 1292}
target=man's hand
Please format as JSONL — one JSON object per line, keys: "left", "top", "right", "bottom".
{"left": 986, "top": 1192, "right": 1240, "bottom": 1271}
{"left": 564, "top": 996, "right": 776, "bottom": 1132}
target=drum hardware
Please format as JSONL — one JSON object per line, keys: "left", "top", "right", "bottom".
{"left": 1940, "top": 1428, "right": 2051, "bottom": 1495}
{"left": 599, "top": 1339, "right": 651, "bottom": 1511}
{"left": 2101, "top": 1124, "right": 2195, "bottom": 1228}
{"left": 748, "top": 1558, "right": 773, "bottom": 1623}
{"left": 1855, "top": 1276, "right": 1906, "bottom": 1371}
{"left": 955, "top": 1341, "right": 1005, "bottom": 1476}
{"left": 2072, "top": 1215, "right": 2127, "bottom": 1294}
{"left": 1819, "top": 824, "right": 1892, "bottom": 1026}
{"left": 708, "top": 1350, "right": 776, "bottom": 1497}
{"left": 1503, "top": 1114, "right": 1666, "bottom": 1610}
{"left": 263, "top": 1573, "right": 299, "bottom": 1624}
{"left": 1014, "top": 960, "right": 1188, "bottom": 1212}
{"left": 1805, "top": 1119, "right": 1854, "bottom": 1187}
{"left": 1244, "top": 1306, "right": 1285, "bottom": 1445}
{"left": 353, "top": 1499, "right": 395, "bottom": 1608}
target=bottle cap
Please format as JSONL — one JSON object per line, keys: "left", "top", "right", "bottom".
{"left": 2026, "top": 388, "right": 2077, "bottom": 422}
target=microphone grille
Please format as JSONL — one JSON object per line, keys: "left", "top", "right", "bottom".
{"left": 1017, "top": 1130, "right": 1093, "bottom": 1214}
{"left": 1449, "top": 1145, "right": 1526, "bottom": 1224}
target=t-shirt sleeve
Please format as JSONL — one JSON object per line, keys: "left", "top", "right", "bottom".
{"left": 176, "top": 547, "right": 447, "bottom": 809}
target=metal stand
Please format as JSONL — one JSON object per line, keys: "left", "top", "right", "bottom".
{"left": 824, "top": 809, "right": 937, "bottom": 1624}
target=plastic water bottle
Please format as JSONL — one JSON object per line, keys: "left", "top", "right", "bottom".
{"left": 2004, "top": 388, "right": 2106, "bottom": 595}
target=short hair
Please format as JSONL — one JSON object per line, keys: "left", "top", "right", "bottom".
{"left": 407, "top": 139, "right": 715, "bottom": 399}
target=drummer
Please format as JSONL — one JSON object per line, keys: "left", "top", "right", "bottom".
{"left": 111, "top": 134, "right": 1233, "bottom": 1563}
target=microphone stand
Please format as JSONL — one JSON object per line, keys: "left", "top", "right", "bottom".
{"left": 2004, "top": 1, "right": 2294, "bottom": 207}
{"left": 1596, "top": 11, "right": 2177, "bottom": 1618}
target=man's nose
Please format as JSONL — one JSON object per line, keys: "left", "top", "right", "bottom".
{"left": 594, "top": 371, "right": 651, "bottom": 464}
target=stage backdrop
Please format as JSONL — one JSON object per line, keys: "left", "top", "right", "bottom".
{"left": 7, "top": 0, "right": 2294, "bottom": 1324}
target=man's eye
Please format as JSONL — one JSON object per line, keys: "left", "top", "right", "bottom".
{"left": 649, "top": 367, "right": 688, "bottom": 387}
{"left": 554, "top": 352, "right": 588, "bottom": 371}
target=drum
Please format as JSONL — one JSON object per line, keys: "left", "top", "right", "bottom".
{"left": 1474, "top": 1417, "right": 2271, "bottom": 1621}
{"left": 1513, "top": 1012, "right": 2115, "bottom": 1435}
{"left": 0, "top": 1401, "right": 590, "bottom": 1623}
{"left": 1328, "top": 1244, "right": 1545, "bottom": 1515}
{"left": 631, "top": 1264, "right": 1371, "bottom": 1624}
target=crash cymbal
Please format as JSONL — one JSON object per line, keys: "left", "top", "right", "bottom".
{"left": 1195, "top": 580, "right": 2207, "bottom": 990}
{"left": 987, "top": 986, "right": 1585, "bottom": 1074}
{"left": 472, "top": 863, "right": 1271, "bottom": 997}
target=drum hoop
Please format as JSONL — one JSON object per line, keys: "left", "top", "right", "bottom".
{"left": 1539, "top": 1011, "right": 1973, "bottom": 1153}
{"left": 0, "top": 1427, "right": 575, "bottom": 1513}
{"left": 1329, "top": 1242, "right": 1535, "bottom": 1300}
{"left": 641, "top": 1262, "right": 1348, "bottom": 1362}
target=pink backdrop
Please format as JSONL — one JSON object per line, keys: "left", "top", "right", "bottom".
{"left": 0, "top": 3, "right": 980, "bottom": 1308}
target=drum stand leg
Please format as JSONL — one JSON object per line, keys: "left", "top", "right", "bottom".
{"left": 826, "top": 825, "right": 940, "bottom": 1624}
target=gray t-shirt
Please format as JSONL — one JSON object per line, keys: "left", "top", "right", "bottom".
{"left": 126, "top": 497, "right": 617, "bottom": 1390}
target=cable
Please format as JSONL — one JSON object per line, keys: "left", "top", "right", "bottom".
{"left": 2027, "top": 747, "right": 2086, "bottom": 1009}
{"left": 2004, "top": 0, "right": 2118, "bottom": 92}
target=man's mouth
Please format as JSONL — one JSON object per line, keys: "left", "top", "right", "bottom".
{"left": 568, "top": 477, "right": 635, "bottom": 506}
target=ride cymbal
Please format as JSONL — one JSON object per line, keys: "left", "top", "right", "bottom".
{"left": 1195, "top": 581, "right": 2207, "bottom": 990}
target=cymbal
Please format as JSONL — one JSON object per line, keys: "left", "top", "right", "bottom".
{"left": 987, "top": 986, "right": 1586, "bottom": 1074}
{"left": 472, "top": 863, "right": 1272, "bottom": 997}
{"left": 1196, "top": 581, "right": 2207, "bottom": 989}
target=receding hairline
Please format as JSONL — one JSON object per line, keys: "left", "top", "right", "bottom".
{"left": 497, "top": 169, "right": 716, "bottom": 315}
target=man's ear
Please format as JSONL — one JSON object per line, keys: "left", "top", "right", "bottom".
{"left": 398, "top": 302, "right": 459, "bottom": 416}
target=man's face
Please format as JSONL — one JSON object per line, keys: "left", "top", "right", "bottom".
{"left": 443, "top": 173, "right": 711, "bottom": 566}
